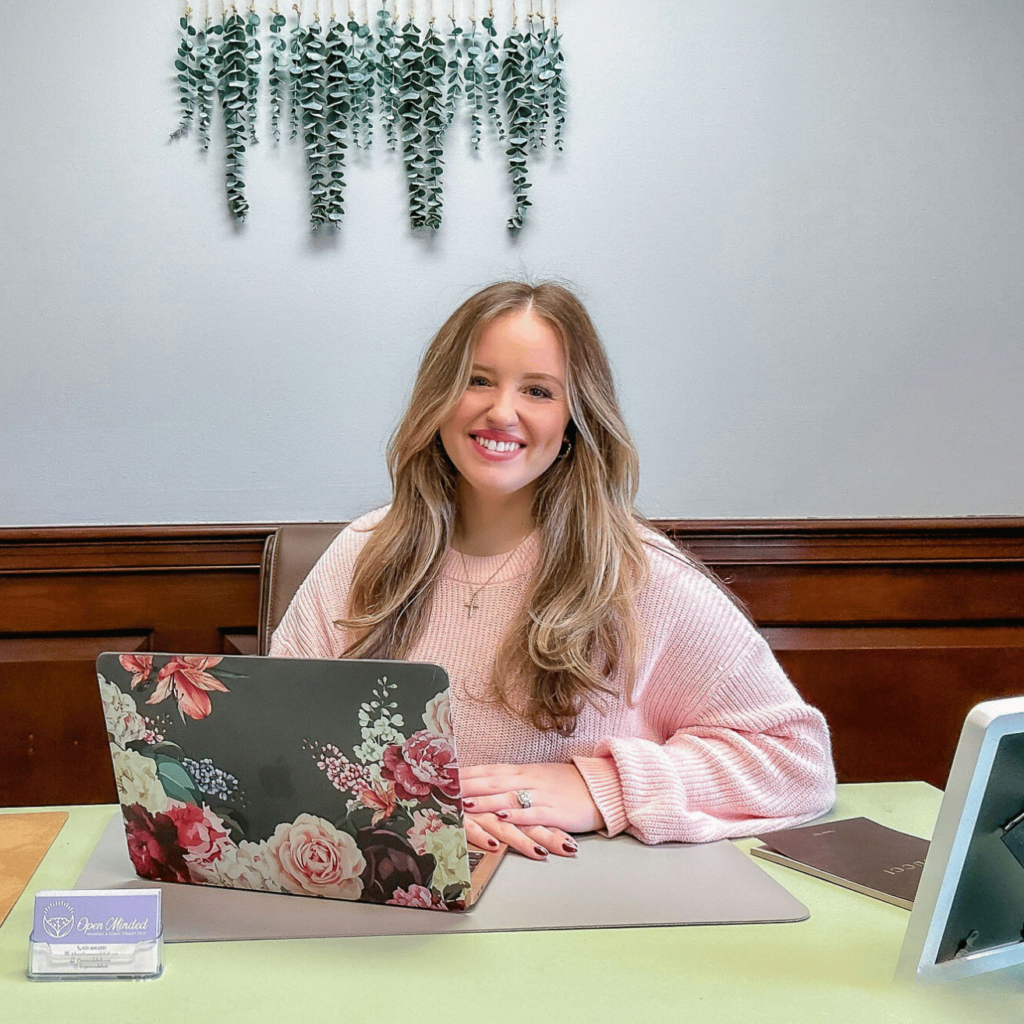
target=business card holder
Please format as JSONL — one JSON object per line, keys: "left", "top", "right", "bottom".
{"left": 27, "top": 889, "right": 163, "bottom": 981}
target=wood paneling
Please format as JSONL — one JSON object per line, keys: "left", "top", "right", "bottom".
{"left": 0, "top": 528, "right": 264, "bottom": 807}
{"left": 777, "top": 644, "right": 1024, "bottom": 786}
{"left": 668, "top": 520, "right": 1024, "bottom": 786}
{"left": 0, "top": 632, "right": 150, "bottom": 806}
{"left": 1, "top": 518, "right": 1022, "bottom": 806}
{"left": 662, "top": 520, "right": 1024, "bottom": 785}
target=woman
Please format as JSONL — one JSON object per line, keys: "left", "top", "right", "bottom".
{"left": 271, "top": 281, "right": 835, "bottom": 861}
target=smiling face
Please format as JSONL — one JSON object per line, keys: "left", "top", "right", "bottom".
{"left": 438, "top": 309, "right": 572, "bottom": 511}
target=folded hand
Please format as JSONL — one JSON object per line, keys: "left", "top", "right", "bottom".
{"left": 460, "top": 762, "right": 605, "bottom": 861}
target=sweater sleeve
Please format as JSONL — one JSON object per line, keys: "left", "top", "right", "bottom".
{"left": 573, "top": 547, "right": 835, "bottom": 844}
{"left": 268, "top": 550, "right": 346, "bottom": 659}
{"left": 269, "top": 511, "right": 385, "bottom": 659}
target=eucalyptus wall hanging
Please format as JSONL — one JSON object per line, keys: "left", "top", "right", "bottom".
{"left": 169, "top": 1, "right": 567, "bottom": 233}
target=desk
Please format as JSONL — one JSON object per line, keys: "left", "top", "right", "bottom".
{"left": 2, "top": 784, "right": 1021, "bottom": 1023}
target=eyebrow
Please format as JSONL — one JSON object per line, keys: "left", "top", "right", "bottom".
{"left": 471, "top": 363, "right": 565, "bottom": 387}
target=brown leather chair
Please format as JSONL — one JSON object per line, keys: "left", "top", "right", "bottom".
{"left": 257, "top": 523, "right": 346, "bottom": 654}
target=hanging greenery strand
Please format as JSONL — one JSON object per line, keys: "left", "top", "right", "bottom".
{"left": 481, "top": 5, "right": 504, "bottom": 141}
{"left": 374, "top": 2, "right": 399, "bottom": 151}
{"left": 347, "top": 6, "right": 376, "bottom": 150}
{"left": 323, "top": 13, "right": 350, "bottom": 224}
{"left": 268, "top": 5, "right": 289, "bottom": 141}
{"left": 462, "top": 3, "right": 484, "bottom": 151}
{"left": 215, "top": 6, "right": 251, "bottom": 220}
{"left": 244, "top": 4, "right": 262, "bottom": 143}
{"left": 444, "top": 4, "right": 463, "bottom": 130}
{"left": 524, "top": 4, "right": 548, "bottom": 150}
{"left": 396, "top": 12, "right": 427, "bottom": 228}
{"left": 501, "top": 3, "right": 531, "bottom": 231}
{"left": 194, "top": 8, "right": 220, "bottom": 151}
{"left": 171, "top": 7, "right": 198, "bottom": 140}
{"left": 421, "top": 11, "right": 448, "bottom": 229}
{"left": 288, "top": 5, "right": 305, "bottom": 141}
{"left": 545, "top": 1, "right": 565, "bottom": 152}
{"left": 295, "top": 11, "right": 330, "bottom": 226}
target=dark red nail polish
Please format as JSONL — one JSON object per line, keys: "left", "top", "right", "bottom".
{"left": 487, "top": 838, "right": 498, "bottom": 848}
{"left": 463, "top": 800, "right": 475, "bottom": 809}
{"left": 563, "top": 842, "right": 577, "bottom": 853}
{"left": 496, "top": 810, "right": 509, "bottom": 819}
{"left": 534, "top": 845, "right": 548, "bottom": 857}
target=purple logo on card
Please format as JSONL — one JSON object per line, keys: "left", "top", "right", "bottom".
{"left": 33, "top": 890, "right": 161, "bottom": 944}
{"left": 41, "top": 900, "right": 75, "bottom": 939}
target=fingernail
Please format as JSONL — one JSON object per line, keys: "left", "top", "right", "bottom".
{"left": 463, "top": 800, "right": 475, "bottom": 809}
{"left": 563, "top": 842, "right": 577, "bottom": 854}
{"left": 487, "top": 838, "right": 498, "bottom": 848}
{"left": 496, "top": 810, "right": 509, "bottom": 819}
{"left": 534, "top": 845, "right": 548, "bottom": 857}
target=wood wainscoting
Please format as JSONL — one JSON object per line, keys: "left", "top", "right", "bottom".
{"left": 0, "top": 526, "right": 267, "bottom": 808}
{"left": 1, "top": 518, "right": 1023, "bottom": 807}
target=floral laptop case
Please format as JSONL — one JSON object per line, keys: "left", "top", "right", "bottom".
{"left": 96, "top": 653, "right": 501, "bottom": 912}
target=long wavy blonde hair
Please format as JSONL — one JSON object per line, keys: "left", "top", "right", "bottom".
{"left": 338, "top": 281, "right": 650, "bottom": 734}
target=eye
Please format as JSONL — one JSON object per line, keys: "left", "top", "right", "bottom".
{"left": 468, "top": 375, "right": 491, "bottom": 388}
{"left": 526, "top": 385, "right": 553, "bottom": 399}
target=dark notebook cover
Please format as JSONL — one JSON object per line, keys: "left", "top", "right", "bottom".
{"left": 750, "top": 816, "right": 930, "bottom": 910}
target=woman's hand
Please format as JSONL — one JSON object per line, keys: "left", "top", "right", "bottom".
{"left": 459, "top": 762, "right": 605, "bottom": 861}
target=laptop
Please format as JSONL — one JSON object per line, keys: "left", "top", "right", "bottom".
{"left": 95, "top": 653, "right": 505, "bottom": 912}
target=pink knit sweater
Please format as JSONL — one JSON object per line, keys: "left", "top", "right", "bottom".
{"left": 270, "top": 509, "right": 836, "bottom": 843}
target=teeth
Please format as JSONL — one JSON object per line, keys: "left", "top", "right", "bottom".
{"left": 475, "top": 436, "right": 522, "bottom": 453}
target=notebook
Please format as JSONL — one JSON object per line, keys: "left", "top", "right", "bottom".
{"left": 95, "top": 653, "right": 505, "bottom": 912}
{"left": 751, "top": 816, "right": 930, "bottom": 910}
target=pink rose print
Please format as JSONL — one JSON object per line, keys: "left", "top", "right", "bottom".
{"left": 422, "top": 692, "right": 453, "bottom": 739}
{"left": 387, "top": 884, "right": 449, "bottom": 911}
{"left": 165, "top": 801, "right": 231, "bottom": 869}
{"left": 264, "top": 814, "right": 366, "bottom": 900}
{"left": 147, "top": 656, "right": 228, "bottom": 721}
{"left": 119, "top": 654, "right": 153, "bottom": 690}
{"left": 382, "top": 730, "right": 461, "bottom": 804}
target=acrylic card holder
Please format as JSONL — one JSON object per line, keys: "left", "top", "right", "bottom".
{"left": 28, "top": 889, "right": 162, "bottom": 981}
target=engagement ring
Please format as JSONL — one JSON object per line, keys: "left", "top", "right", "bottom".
{"left": 515, "top": 789, "right": 533, "bottom": 809}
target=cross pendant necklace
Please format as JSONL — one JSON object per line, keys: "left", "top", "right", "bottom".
{"left": 457, "top": 532, "right": 530, "bottom": 620}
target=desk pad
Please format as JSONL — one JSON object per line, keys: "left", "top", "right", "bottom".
{"left": 1, "top": 811, "right": 69, "bottom": 927}
{"left": 78, "top": 812, "right": 808, "bottom": 940}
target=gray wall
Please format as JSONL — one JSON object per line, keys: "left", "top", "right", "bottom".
{"left": 2, "top": 1, "right": 1022, "bottom": 526}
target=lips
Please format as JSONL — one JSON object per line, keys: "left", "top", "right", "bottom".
{"left": 470, "top": 431, "right": 526, "bottom": 456}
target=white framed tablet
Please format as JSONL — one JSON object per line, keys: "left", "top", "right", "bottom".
{"left": 896, "top": 696, "right": 1024, "bottom": 983}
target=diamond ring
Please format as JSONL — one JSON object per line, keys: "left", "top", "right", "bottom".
{"left": 515, "top": 789, "right": 533, "bottom": 809}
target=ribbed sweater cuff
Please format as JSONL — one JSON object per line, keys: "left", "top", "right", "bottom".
{"left": 573, "top": 755, "right": 628, "bottom": 837}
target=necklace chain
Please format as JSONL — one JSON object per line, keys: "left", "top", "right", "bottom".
{"left": 457, "top": 534, "right": 529, "bottom": 618}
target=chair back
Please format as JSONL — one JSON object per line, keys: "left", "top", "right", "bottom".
{"left": 257, "top": 523, "right": 346, "bottom": 654}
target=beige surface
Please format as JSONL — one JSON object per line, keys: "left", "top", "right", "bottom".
{"left": 77, "top": 815, "right": 809, "bottom": 938}
{"left": 0, "top": 812, "right": 68, "bottom": 927}
{"left": 3, "top": 785, "right": 1024, "bottom": 1023}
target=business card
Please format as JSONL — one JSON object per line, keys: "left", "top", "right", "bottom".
{"left": 29, "top": 889, "right": 162, "bottom": 979}
{"left": 33, "top": 889, "right": 161, "bottom": 943}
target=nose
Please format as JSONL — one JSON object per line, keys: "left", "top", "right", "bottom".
{"left": 486, "top": 385, "right": 519, "bottom": 427}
